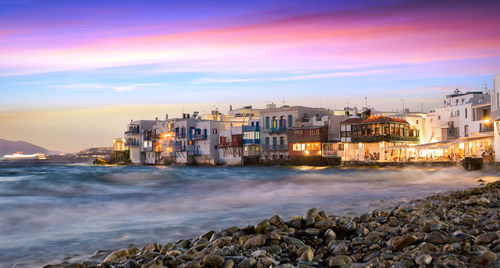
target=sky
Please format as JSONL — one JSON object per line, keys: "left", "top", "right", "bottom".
{"left": 1, "top": 0, "right": 500, "bottom": 152}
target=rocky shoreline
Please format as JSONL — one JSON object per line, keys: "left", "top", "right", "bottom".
{"left": 46, "top": 181, "right": 500, "bottom": 268}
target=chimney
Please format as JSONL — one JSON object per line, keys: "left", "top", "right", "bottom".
{"left": 230, "top": 105, "right": 233, "bottom": 111}
{"left": 165, "top": 114, "right": 168, "bottom": 120}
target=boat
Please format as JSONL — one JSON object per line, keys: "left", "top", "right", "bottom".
{"left": 1, "top": 152, "right": 47, "bottom": 161}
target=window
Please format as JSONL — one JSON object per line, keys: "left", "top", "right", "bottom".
{"left": 288, "top": 115, "right": 293, "bottom": 128}
{"left": 497, "top": 92, "right": 499, "bottom": 109}
{"left": 212, "top": 128, "right": 217, "bottom": 134}
{"left": 456, "top": 110, "right": 459, "bottom": 117}
{"left": 416, "top": 120, "right": 419, "bottom": 124}
{"left": 438, "top": 115, "right": 441, "bottom": 120}
{"left": 255, "top": 132, "right": 260, "bottom": 139}
{"left": 464, "top": 125, "right": 469, "bottom": 134}
{"left": 465, "top": 108, "right": 467, "bottom": 119}
{"left": 280, "top": 137, "right": 285, "bottom": 145}
{"left": 256, "top": 122, "right": 259, "bottom": 127}
{"left": 266, "top": 117, "right": 270, "bottom": 128}
{"left": 251, "top": 122, "right": 254, "bottom": 126}
{"left": 265, "top": 137, "right": 269, "bottom": 145}
{"left": 272, "top": 137, "right": 277, "bottom": 145}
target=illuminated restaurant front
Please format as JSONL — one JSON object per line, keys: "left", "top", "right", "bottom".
{"left": 382, "top": 134, "right": 493, "bottom": 162}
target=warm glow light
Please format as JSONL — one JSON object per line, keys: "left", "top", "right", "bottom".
{"left": 305, "top": 150, "right": 310, "bottom": 155}
{"left": 483, "top": 118, "right": 491, "bottom": 124}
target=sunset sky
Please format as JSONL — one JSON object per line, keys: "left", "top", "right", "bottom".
{"left": 1, "top": 0, "right": 500, "bottom": 152}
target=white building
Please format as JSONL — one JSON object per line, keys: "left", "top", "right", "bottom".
{"left": 492, "top": 73, "right": 500, "bottom": 161}
{"left": 157, "top": 113, "right": 228, "bottom": 165}
{"left": 124, "top": 119, "right": 159, "bottom": 164}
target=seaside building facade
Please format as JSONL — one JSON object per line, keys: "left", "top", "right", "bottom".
{"left": 218, "top": 127, "right": 243, "bottom": 165}
{"left": 259, "top": 104, "right": 331, "bottom": 162}
{"left": 124, "top": 119, "right": 159, "bottom": 164}
{"left": 339, "top": 115, "right": 419, "bottom": 161}
{"left": 242, "top": 118, "right": 261, "bottom": 165}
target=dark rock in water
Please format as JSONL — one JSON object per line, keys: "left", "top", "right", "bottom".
{"left": 123, "top": 259, "right": 139, "bottom": 268}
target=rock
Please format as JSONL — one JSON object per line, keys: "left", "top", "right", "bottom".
{"left": 415, "top": 254, "right": 432, "bottom": 265}
{"left": 304, "top": 208, "right": 320, "bottom": 226}
{"left": 251, "top": 250, "right": 266, "bottom": 258}
{"left": 424, "top": 231, "right": 448, "bottom": 244}
{"left": 203, "top": 254, "right": 225, "bottom": 267}
{"left": 143, "top": 243, "right": 161, "bottom": 253}
{"left": 254, "top": 220, "right": 270, "bottom": 234}
{"left": 390, "top": 235, "right": 418, "bottom": 250}
{"left": 324, "top": 229, "right": 336, "bottom": 240}
{"left": 327, "top": 255, "right": 352, "bottom": 267}
{"left": 123, "top": 260, "right": 139, "bottom": 268}
{"left": 223, "top": 260, "right": 235, "bottom": 268}
{"left": 296, "top": 245, "right": 313, "bottom": 261}
{"left": 283, "top": 236, "right": 306, "bottom": 248}
{"left": 475, "top": 232, "right": 500, "bottom": 244}
{"left": 243, "top": 235, "right": 266, "bottom": 249}
{"left": 213, "top": 236, "right": 233, "bottom": 248}
{"left": 237, "top": 257, "right": 257, "bottom": 268}
{"left": 103, "top": 248, "right": 138, "bottom": 264}
{"left": 185, "top": 261, "right": 202, "bottom": 268}
{"left": 270, "top": 215, "right": 284, "bottom": 227}
{"left": 473, "top": 250, "right": 497, "bottom": 265}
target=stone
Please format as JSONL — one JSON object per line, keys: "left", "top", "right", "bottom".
{"left": 255, "top": 220, "right": 270, "bottom": 234}
{"left": 324, "top": 229, "right": 336, "bottom": 239}
{"left": 424, "top": 231, "right": 448, "bottom": 244}
{"left": 203, "top": 254, "right": 225, "bottom": 267}
{"left": 283, "top": 236, "right": 306, "bottom": 248}
{"left": 243, "top": 235, "right": 266, "bottom": 249}
{"left": 270, "top": 215, "right": 284, "bottom": 226}
{"left": 143, "top": 243, "right": 161, "bottom": 253}
{"left": 390, "top": 235, "right": 418, "bottom": 250}
{"left": 298, "top": 248, "right": 314, "bottom": 262}
{"left": 327, "top": 255, "right": 352, "bottom": 267}
{"left": 415, "top": 254, "right": 432, "bottom": 265}
{"left": 223, "top": 260, "right": 235, "bottom": 268}
{"left": 237, "top": 257, "right": 257, "bottom": 268}
{"left": 297, "top": 246, "right": 312, "bottom": 258}
{"left": 103, "top": 248, "right": 134, "bottom": 264}
{"left": 251, "top": 250, "right": 266, "bottom": 258}
{"left": 185, "top": 261, "right": 202, "bottom": 268}
{"left": 475, "top": 232, "right": 500, "bottom": 244}
{"left": 304, "top": 208, "right": 320, "bottom": 226}
{"left": 473, "top": 250, "right": 497, "bottom": 265}
{"left": 123, "top": 260, "right": 139, "bottom": 268}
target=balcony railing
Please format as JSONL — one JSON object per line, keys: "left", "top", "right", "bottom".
{"left": 480, "top": 123, "right": 494, "bottom": 132}
{"left": 243, "top": 139, "right": 260, "bottom": 145}
{"left": 262, "top": 144, "right": 288, "bottom": 151}
{"left": 219, "top": 140, "right": 242, "bottom": 148}
{"left": 242, "top": 125, "right": 260, "bottom": 132}
{"left": 187, "top": 150, "right": 202, "bottom": 156}
{"left": 191, "top": 133, "right": 208, "bottom": 140}
{"left": 351, "top": 135, "right": 419, "bottom": 143}
{"left": 175, "top": 132, "right": 186, "bottom": 138}
{"left": 125, "top": 139, "right": 140, "bottom": 146}
{"left": 265, "top": 127, "right": 286, "bottom": 133}
{"left": 125, "top": 128, "right": 140, "bottom": 135}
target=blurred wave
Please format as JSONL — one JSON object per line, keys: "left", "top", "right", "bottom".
{"left": 0, "top": 163, "right": 496, "bottom": 267}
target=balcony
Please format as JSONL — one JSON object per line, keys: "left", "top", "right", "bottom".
{"left": 262, "top": 144, "right": 288, "bottom": 151}
{"left": 351, "top": 135, "right": 419, "bottom": 143}
{"left": 480, "top": 123, "right": 494, "bottom": 132}
{"left": 187, "top": 150, "right": 202, "bottom": 156}
{"left": 242, "top": 125, "right": 260, "bottom": 132}
{"left": 124, "top": 128, "right": 139, "bottom": 135}
{"left": 191, "top": 133, "right": 207, "bottom": 140}
{"left": 219, "top": 140, "right": 242, "bottom": 148}
{"left": 243, "top": 139, "right": 260, "bottom": 145}
{"left": 265, "top": 127, "right": 286, "bottom": 133}
{"left": 125, "top": 139, "right": 140, "bottom": 146}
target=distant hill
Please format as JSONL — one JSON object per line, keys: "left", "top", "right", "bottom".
{"left": 0, "top": 138, "right": 59, "bottom": 156}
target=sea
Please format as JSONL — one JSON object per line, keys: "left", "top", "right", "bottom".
{"left": 0, "top": 162, "right": 498, "bottom": 267}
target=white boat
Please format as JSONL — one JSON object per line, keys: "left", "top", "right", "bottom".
{"left": 1, "top": 152, "right": 47, "bottom": 161}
